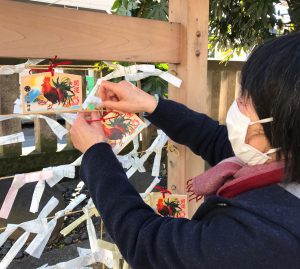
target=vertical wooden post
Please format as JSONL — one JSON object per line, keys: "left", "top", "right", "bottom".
{"left": 168, "top": 0, "right": 210, "bottom": 216}
{"left": 0, "top": 74, "right": 22, "bottom": 156}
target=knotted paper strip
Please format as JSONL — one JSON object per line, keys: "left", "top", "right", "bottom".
{"left": 30, "top": 164, "right": 75, "bottom": 213}
{"left": 0, "top": 197, "right": 58, "bottom": 269}
{"left": 0, "top": 59, "right": 43, "bottom": 75}
{"left": 38, "top": 115, "right": 68, "bottom": 140}
{"left": 82, "top": 64, "right": 156, "bottom": 110}
{"left": 152, "top": 130, "right": 168, "bottom": 177}
{"left": 39, "top": 199, "right": 114, "bottom": 269}
{"left": 0, "top": 170, "right": 53, "bottom": 219}
{"left": 26, "top": 194, "right": 86, "bottom": 258}
{"left": 45, "top": 164, "right": 76, "bottom": 187}
{"left": 60, "top": 198, "right": 99, "bottom": 237}
{"left": 0, "top": 132, "right": 25, "bottom": 146}
{"left": 125, "top": 68, "right": 182, "bottom": 88}
{"left": 30, "top": 180, "right": 46, "bottom": 214}
{"left": 117, "top": 136, "right": 140, "bottom": 170}
{"left": 61, "top": 113, "right": 78, "bottom": 125}
{"left": 140, "top": 177, "right": 161, "bottom": 199}
{"left": 126, "top": 131, "right": 165, "bottom": 178}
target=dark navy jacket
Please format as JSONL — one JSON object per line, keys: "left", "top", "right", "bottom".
{"left": 80, "top": 98, "right": 300, "bottom": 269}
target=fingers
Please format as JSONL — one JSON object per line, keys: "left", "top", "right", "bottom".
{"left": 75, "top": 112, "right": 88, "bottom": 123}
{"left": 101, "top": 100, "right": 124, "bottom": 111}
{"left": 90, "top": 111, "right": 100, "bottom": 120}
{"left": 100, "top": 81, "right": 123, "bottom": 97}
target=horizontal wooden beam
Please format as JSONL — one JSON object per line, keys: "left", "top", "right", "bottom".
{"left": 0, "top": 1, "right": 180, "bottom": 63}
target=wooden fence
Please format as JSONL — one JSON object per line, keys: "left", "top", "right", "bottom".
{"left": 0, "top": 60, "right": 244, "bottom": 177}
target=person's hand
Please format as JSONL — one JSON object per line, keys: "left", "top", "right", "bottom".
{"left": 99, "top": 80, "right": 158, "bottom": 114}
{"left": 70, "top": 112, "right": 106, "bottom": 153}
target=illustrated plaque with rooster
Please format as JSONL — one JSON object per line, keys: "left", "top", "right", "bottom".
{"left": 21, "top": 72, "right": 82, "bottom": 114}
{"left": 103, "top": 112, "right": 146, "bottom": 154}
{"left": 149, "top": 193, "right": 188, "bottom": 218}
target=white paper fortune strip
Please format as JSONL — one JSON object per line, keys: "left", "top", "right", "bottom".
{"left": 82, "top": 79, "right": 103, "bottom": 110}
{"left": 71, "top": 155, "right": 83, "bottom": 166}
{"left": 13, "top": 98, "right": 23, "bottom": 114}
{"left": 126, "top": 131, "right": 167, "bottom": 179}
{"left": 144, "top": 177, "right": 161, "bottom": 196}
{"left": 60, "top": 198, "right": 99, "bottom": 237}
{"left": 0, "top": 197, "right": 58, "bottom": 269}
{"left": 117, "top": 136, "right": 140, "bottom": 170}
{"left": 26, "top": 194, "right": 86, "bottom": 258}
{"left": 0, "top": 113, "right": 67, "bottom": 140}
{"left": 61, "top": 113, "right": 78, "bottom": 125}
{"left": 0, "top": 170, "right": 53, "bottom": 219}
{"left": 0, "top": 132, "right": 25, "bottom": 146}
{"left": 30, "top": 180, "right": 46, "bottom": 214}
{"left": 60, "top": 207, "right": 99, "bottom": 237}
{"left": 125, "top": 68, "right": 182, "bottom": 88}
{"left": 38, "top": 115, "right": 68, "bottom": 140}
{"left": 0, "top": 59, "right": 43, "bottom": 75}
{"left": 30, "top": 164, "right": 75, "bottom": 213}
{"left": 82, "top": 64, "right": 157, "bottom": 110}
{"left": 39, "top": 199, "right": 114, "bottom": 269}
{"left": 152, "top": 130, "right": 168, "bottom": 177}
{"left": 44, "top": 164, "right": 76, "bottom": 187}
{"left": 38, "top": 247, "right": 114, "bottom": 269}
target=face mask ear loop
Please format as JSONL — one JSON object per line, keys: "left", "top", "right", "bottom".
{"left": 265, "top": 148, "right": 281, "bottom": 155}
{"left": 249, "top": 117, "right": 274, "bottom": 126}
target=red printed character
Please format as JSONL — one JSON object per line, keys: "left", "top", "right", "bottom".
{"left": 71, "top": 96, "right": 80, "bottom": 106}
{"left": 73, "top": 80, "right": 80, "bottom": 94}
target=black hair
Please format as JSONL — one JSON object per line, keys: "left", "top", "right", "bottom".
{"left": 241, "top": 31, "right": 300, "bottom": 182}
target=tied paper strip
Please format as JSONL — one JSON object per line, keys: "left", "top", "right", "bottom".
{"left": 40, "top": 199, "right": 114, "bottom": 269}
{"left": 152, "top": 130, "right": 168, "bottom": 177}
{"left": 82, "top": 64, "right": 156, "bottom": 110}
{"left": 0, "top": 59, "right": 44, "bottom": 75}
{"left": 1, "top": 113, "right": 68, "bottom": 140}
{"left": 82, "top": 79, "right": 103, "bottom": 110}
{"left": 26, "top": 194, "right": 86, "bottom": 259}
{"left": 30, "top": 164, "right": 75, "bottom": 214}
{"left": 45, "top": 164, "right": 76, "bottom": 187}
{"left": 38, "top": 115, "right": 68, "bottom": 140}
{"left": 83, "top": 199, "right": 114, "bottom": 268}
{"left": 60, "top": 198, "right": 98, "bottom": 237}
{"left": 0, "top": 197, "right": 58, "bottom": 269}
{"left": 83, "top": 199, "right": 98, "bottom": 252}
{"left": 117, "top": 136, "right": 140, "bottom": 170}
{"left": 60, "top": 207, "right": 99, "bottom": 237}
{"left": 0, "top": 132, "right": 25, "bottom": 146}
{"left": 61, "top": 113, "right": 78, "bottom": 125}
{"left": 13, "top": 98, "right": 22, "bottom": 114}
{"left": 38, "top": 247, "right": 114, "bottom": 269}
{"left": 30, "top": 180, "right": 46, "bottom": 214}
{"left": 125, "top": 68, "right": 182, "bottom": 88}
{"left": 140, "top": 177, "right": 161, "bottom": 199}
{"left": 0, "top": 170, "right": 53, "bottom": 219}
{"left": 126, "top": 131, "right": 166, "bottom": 178}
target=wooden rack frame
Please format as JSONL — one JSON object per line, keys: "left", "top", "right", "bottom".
{"left": 0, "top": 0, "right": 209, "bottom": 215}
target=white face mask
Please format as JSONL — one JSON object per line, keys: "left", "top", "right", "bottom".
{"left": 226, "top": 100, "right": 279, "bottom": 165}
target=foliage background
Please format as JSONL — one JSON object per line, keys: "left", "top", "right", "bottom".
{"left": 110, "top": 0, "right": 298, "bottom": 95}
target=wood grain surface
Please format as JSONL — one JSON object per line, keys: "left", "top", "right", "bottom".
{"left": 0, "top": 0, "right": 180, "bottom": 63}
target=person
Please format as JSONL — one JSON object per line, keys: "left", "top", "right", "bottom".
{"left": 70, "top": 32, "right": 300, "bottom": 269}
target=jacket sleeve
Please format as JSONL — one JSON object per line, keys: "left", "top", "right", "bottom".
{"left": 145, "top": 98, "right": 234, "bottom": 166}
{"left": 80, "top": 143, "right": 253, "bottom": 269}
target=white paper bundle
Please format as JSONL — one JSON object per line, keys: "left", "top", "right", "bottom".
{"left": 0, "top": 197, "right": 58, "bottom": 269}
